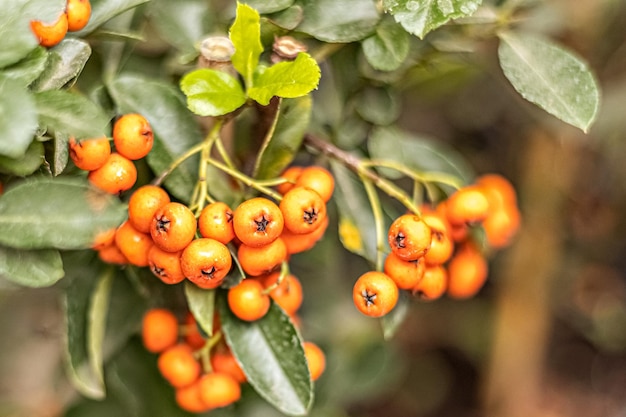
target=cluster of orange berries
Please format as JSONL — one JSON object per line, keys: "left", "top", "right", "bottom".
{"left": 353, "top": 174, "right": 521, "bottom": 318}
{"left": 141, "top": 303, "right": 325, "bottom": 411}
{"left": 30, "top": 0, "right": 92, "bottom": 48}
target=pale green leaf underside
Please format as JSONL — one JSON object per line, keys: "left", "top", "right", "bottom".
{"left": 498, "top": 31, "right": 600, "bottom": 133}
{"left": 0, "top": 246, "right": 64, "bottom": 287}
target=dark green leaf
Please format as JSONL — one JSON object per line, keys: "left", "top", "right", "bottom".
{"left": 381, "top": 290, "right": 410, "bottom": 339}
{"left": 230, "top": 3, "right": 264, "bottom": 86}
{"left": 0, "top": 140, "right": 44, "bottom": 176}
{"left": 242, "top": 0, "right": 295, "bottom": 14}
{"left": 0, "top": 76, "right": 38, "bottom": 158}
{"left": 368, "top": 126, "right": 473, "bottom": 185}
{"left": 0, "top": 246, "right": 63, "bottom": 287}
{"left": 383, "top": 0, "right": 482, "bottom": 39}
{"left": 32, "top": 39, "right": 92, "bottom": 91}
{"left": 266, "top": 6, "right": 304, "bottom": 30}
{"left": 334, "top": 115, "right": 369, "bottom": 149}
{"left": 296, "top": 0, "right": 380, "bottom": 42}
{"left": 354, "top": 86, "right": 400, "bottom": 126}
{"left": 108, "top": 74, "right": 203, "bottom": 203}
{"left": 253, "top": 96, "right": 312, "bottom": 180}
{"left": 180, "top": 68, "right": 247, "bottom": 116}
{"left": 0, "top": 177, "right": 126, "bottom": 249}
{"left": 362, "top": 18, "right": 410, "bottom": 71}
{"left": 148, "top": 0, "right": 213, "bottom": 54}
{"left": 330, "top": 160, "right": 378, "bottom": 263}
{"left": 76, "top": 0, "right": 150, "bottom": 36}
{"left": 35, "top": 89, "right": 110, "bottom": 138}
{"left": 248, "top": 53, "right": 321, "bottom": 105}
{"left": 219, "top": 293, "right": 313, "bottom": 416}
{"left": 1, "top": 47, "right": 48, "bottom": 86}
{"left": 184, "top": 282, "right": 216, "bottom": 336}
{"left": 498, "top": 31, "right": 600, "bottom": 133}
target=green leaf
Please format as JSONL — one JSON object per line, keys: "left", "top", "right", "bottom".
{"left": 330, "top": 160, "right": 378, "bottom": 263}
{"left": 35, "top": 89, "right": 110, "bottom": 139}
{"left": 354, "top": 86, "right": 400, "bottom": 126}
{"left": 241, "top": 0, "right": 295, "bottom": 14}
{"left": 230, "top": 3, "right": 264, "bottom": 86}
{"left": 362, "top": 18, "right": 410, "bottom": 72}
{"left": 50, "top": 133, "right": 70, "bottom": 176}
{"left": 368, "top": 126, "right": 473, "bottom": 186}
{"left": 1, "top": 47, "right": 48, "bottom": 86}
{"left": 148, "top": 0, "right": 213, "bottom": 54}
{"left": 0, "top": 177, "right": 127, "bottom": 249}
{"left": 108, "top": 74, "right": 203, "bottom": 203}
{"left": 0, "top": 76, "right": 38, "bottom": 158}
{"left": 381, "top": 290, "right": 410, "bottom": 340}
{"left": 0, "top": 246, "right": 64, "bottom": 287}
{"left": 498, "top": 31, "right": 600, "bottom": 133}
{"left": 219, "top": 293, "right": 313, "bottom": 416}
{"left": 76, "top": 0, "right": 150, "bottom": 36}
{"left": 32, "top": 39, "right": 92, "bottom": 91}
{"left": 248, "top": 53, "right": 321, "bottom": 105}
{"left": 383, "top": 0, "right": 482, "bottom": 39}
{"left": 184, "top": 282, "right": 217, "bottom": 336}
{"left": 180, "top": 68, "right": 247, "bottom": 116}
{"left": 296, "top": 0, "right": 380, "bottom": 43}
{"left": 253, "top": 96, "right": 312, "bottom": 180}
{"left": 266, "top": 5, "right": 304, "bottom": 30}
{"left": 0, "top": 140, "right": 44, "bottom": 176}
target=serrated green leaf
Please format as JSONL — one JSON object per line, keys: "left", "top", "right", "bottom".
{"left": 253, "top": 96, "right": 311, "bottom": 179}
{"left": 0, "top": 177, "right": 126, "bottom": 249}
{"left": 32, "top": 39, "right": 92, "bottom": 91}
{"left": 180, "top": 68, "right": 247, "bottom": 116}
{"left": 330, "top": 160, "right": 377, "bottom": 263}
{"left": 0, "top": 246, "right": 63, "bottom": 287}
{"left": 76, "top": 0, "right": 150, "bottom": 36}
{"left": 362, "top": 18, "right": 410, "bottom": 72}
{"left": 184, "top": 282, "right": 216, "bottom": 336}
{"left": 368, "top": 126, "right": 473, "bottom": 186}
{"left": 230, "top": 3, "right": 263, "bottom": 87}
{"left": 383, "top": 0, "right": 482, "bottom": 39}
{"left": 354, "top": 86, "right": 400, "bottom": 126}
{"left": 0, "top": 76, "right": 38, "bottom": 158}
{"left": 381, "top": 290, "right": 410, "bottom": 339}
{"left": 241, "top": 0, "right": 294, "bottom": 14}
{"left": 1, "top": 47, "right": 48, "bottom": 86}
{"left": 108, "top": 74, "right": 203, "bottom": 203}
{"left": 498, "top": 31, "right": 600, "bottom": 133}
{"left": 296, "top": 0, "right": 380, "bottom": 42}
{"left": 0, "top": 140, "right": 44, "bottom": 176}
{"left": 248, "top": 53, "right": 321, "bottom": 105}
{"left": 35, "top": 89, "right": 110, "bottom": 139}
{"left": 219, "top": 292, "right": 313, "bottom": 416}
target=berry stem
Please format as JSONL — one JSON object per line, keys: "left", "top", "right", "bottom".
{"left": 262, "top": 261, "right": 290, "bottom": 295}
{"left": 152, "top": 142, "right": 206, "bottom": 187}
{"left": 360, "top": 174, "right": 385, "bottom": 272}
{"left": 206, "top": 156, "right": 283, "bottom": 201}
{"left": 362, "top": 159, "right": 464, "bottom": 192}
{"left": 194, "top": 330, "right": 223, "bottom": 374}
{"left": 194, "top": 120, "right": 224, "bottom": 214}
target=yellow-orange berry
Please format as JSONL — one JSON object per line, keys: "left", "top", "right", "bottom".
{"left": 352, "top": 271, "right": 399, "bottom": 318}
{"left": 66, "top": 0, "right": 92, "bottom": 32}
{"left": 113, "top": 113, "right": 154, "bottom": 160}
{"left": 142, "top": 308, "right": 179, "bottom": 353}
{"left": 30, "top": 12, "right": 68, "bottom": 48}
{"left": 69, "top": 136, "right": 111, "bottom": 171}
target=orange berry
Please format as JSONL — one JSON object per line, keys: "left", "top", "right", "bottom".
{"left": 198, "top": 372, "right": 241, "bottom": 409}
{"left": 91, "top": 228, "right": 116, "bottom": 250}
{"left": 227, "top": 279, "right": 270, "bottom": 322}
{"left": 142, "top": 308, "right": 179, "bottom": 353}
{"left": 279, "top": 187, "right": 327, "bottom": 235}
{"left": 483, "top": 206, "right": 521, "bottom": 249}
{"left": 148, "top": 245, "right": 185, "bottom": 285}
{"left": 66, "top": 0, "right": 91, "bottom": 32}
{"left": 114, "top": 220, "right": 153, "bottom": 267}
{"left": 237, "top": 237, "right": 287, "bottom": 277}
{"left": 260, "top": 272, "right": 303, "bottom": 316}
{"left": 383, "top": 252, "right": 426, "bottom": 290}
{"left": 281, "top": 216, "right": 328, "bottom": 255}
{"left": 151, "top": 202, "right": 197, "bottom": 253}
{"left": 388, "top": 214, "right": 432, "bottom": 261}
{"left": 303, "top": 342, "right": 325, "bottom": 381}
{"left": 445, "top": 186, "right": 490, "bottom": 225}
{"left": 352, "top": 271, "right": 399, "bottom": 318}
{"left": 210, "top": 348, "right": 246, "bottom": 383}
{"left": 30, "top": 12, "right": 68, "bottom": 48}
{"left": 112, "top": 113, "right": 154, "bottom": 160}
{"left": 97, "top": 243, "right": 128, "bottom": 265}
{"left": 476, "top": 173, "right": 517, "bottom": 210}
{"left": 69, "top": 136, "right": 111, "bottom": 171}
{"left": 181, "top": 238, "right": 232, "bottom": 289}
{"left": 198, "top": 202, "right": 235, "bottom": 244}
{"left": 158, "top": 344, "right": 201, "bottom": 388}
{"left": 232, "top": 197, "right": 284, "bottom": 247}
{"left": 87, "top": 152, "right": 137, "bottom": 194}
{"left": 128, "top": 185, "right": 170, "bottom": 233}
{"left": 422, "top": 213, "right": 454, "bottom": 265}
{"left": 175, "top": 380, "right": 210, "bottom": 413}
{"left": 184, "top": 313, "right": 207, "bottom": 350}
{"left": 412, "top": 265, "right": 447, "bottom": 300}
{"left": 294, "top": 166, "right": 334, "bottom": 203}
{"left": 447, "top": 243, "right": 488, "bottom": 299}
{"left": 277, "top": 166, "right": 303, "bottom": 195}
